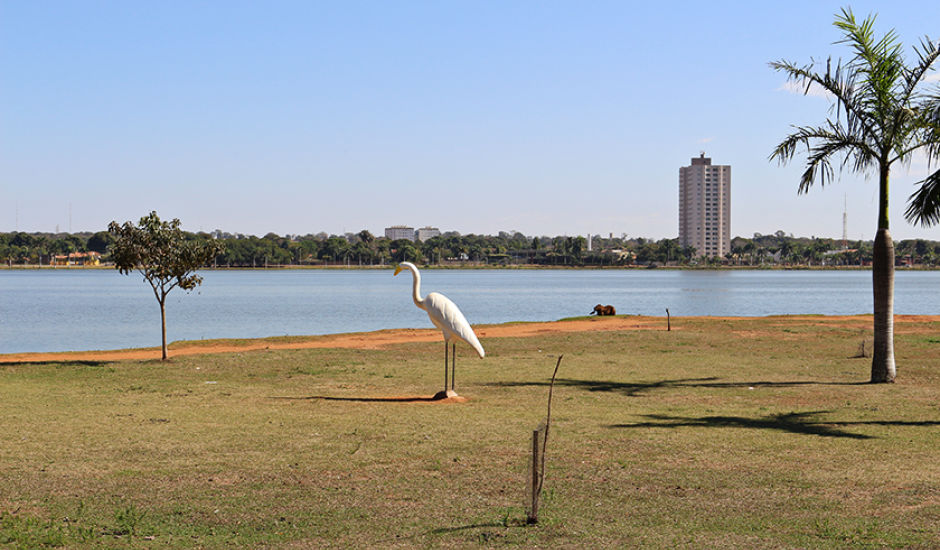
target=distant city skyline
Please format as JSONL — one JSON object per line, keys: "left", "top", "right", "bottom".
{"left": 2, "top": 2, "right": 939, "bottom": 241}
{"left": 3, "top": 221, "right": 918, "bottom": 244}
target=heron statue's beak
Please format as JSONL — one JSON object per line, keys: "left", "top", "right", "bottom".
{"left": 394, "top": 266, "right": 404, "bottom": 276}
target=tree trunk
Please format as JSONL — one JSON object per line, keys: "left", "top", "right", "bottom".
{"left": 871, "top": 228, "right": 895, "bottom": 382}
{"left": 870, "top": 163, "right": 896, "bottom": 383}
{"left": 870, "top": 161, "right": 896, "bottom": 385}
{"left": 160, "top": 299, "right": 168, "bottom": 361}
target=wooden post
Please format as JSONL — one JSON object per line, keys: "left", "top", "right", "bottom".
{"left": 527, "top": 355, "right": 562, "bottom": 525}
{"left": 528, "top": 429, "right": 541, "bottom": 524}
{"left": 855, "top": 339, "right": 869, "bottom": 358}
{"left": 666, "top": 308, "right": 671, "bottom": 331}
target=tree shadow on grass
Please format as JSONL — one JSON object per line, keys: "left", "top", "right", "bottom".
{"left": 429, "top": 523, "right": 505, "bottom": 534}
{"left": 0, "top": 360, "right": 113, "bottom": 367}
{"left": 494, "top": 377, "right": 867, "bottom": 397}
{"left": 608, "top": 411, "right": 889, "bottom": 439}
{"left": 372, "top": 522, "right": 509, "bottom": 546}
{"left": 272, "top": 395, "right": 443, "bottom": 403}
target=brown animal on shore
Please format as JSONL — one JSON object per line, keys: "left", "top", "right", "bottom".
{"left": 590, "top": 304, "right": 616, "bottom": 316}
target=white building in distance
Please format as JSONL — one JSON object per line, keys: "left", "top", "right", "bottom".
{"left": 416, "top": 226, "right": 441, "bottom": 242}
{"left": 679, "top": 153, "right": 731, "bottom": 258}
{"left": 384, "top": 225, "right": 415, "bottom": 241}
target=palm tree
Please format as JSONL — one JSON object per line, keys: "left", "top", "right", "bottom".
{"left": 743, "top": 240, "right": 757, "bottom": 266}
{"left": 778, "top": 240, "right": 794, "bottom": 265}
{"left": 770, "top": 8, "right": 940, "bottom": 382}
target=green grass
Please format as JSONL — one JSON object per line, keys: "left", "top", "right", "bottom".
{"left": 1, "top": 316, "right": 938, "bottom": 548}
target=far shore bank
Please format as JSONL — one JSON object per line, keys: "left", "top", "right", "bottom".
{"left": 3, "top": 313, "right": 937, "bottom": 364}
{"left": 5, "top": 263, "right": 939, "bottom": 271}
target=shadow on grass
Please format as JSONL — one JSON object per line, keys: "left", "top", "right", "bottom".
{"left": 495, "top": 377, "right": 867, "bottom": 396}
{"left": 0, "top": 360, "right": 113, "bottom": 367}
{"left": 373, "top": 522, "right": 509, "bottom": 546}
{"left": 272, "top": 395, "right": 442, "bottom": 403}
{"left": 429, "top": 523, "right": 505, "bottom": 534}
{"left": 608, "top": 411, "right": 886, "bottom": 439}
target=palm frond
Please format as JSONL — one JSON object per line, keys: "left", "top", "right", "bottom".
{"left": 905, "top": 168, "right": 940, "bottom": 226}
{"left": 833, "top": 7, "right": 867, "bottom": 53}
{"left": 769, "top": 125, "right": 818, "bottom": 164}
{"left": 902, "top": 37, "right": 940, "bottom": 102}
{"left": 926, "top": 98, "right": 940, "bottom": 153}
{"left": 891, "top": 92, "right": 940, "bottom": 164}
{"left": 797, "top": 126, "right": 875, "bottom": 194}
{"left": 770, "top": 124, "right": 842, "bottom": 164}
{"left": 770, "top": 121, "right": 875, "bottom": 194}
{"left": 769, "top": 58, "right": 878, "bottom": 142}
{"left": 835, "top": 8, "right": 902, "bottom": 76}
{"left": 831, "top": 8, "right": 913, "bottom": 147}
{"left": 878, "top": 39, "right": 940, "bottom": 155}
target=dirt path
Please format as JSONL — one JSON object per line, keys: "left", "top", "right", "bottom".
{"left": 2, "top": 315, "right": 936, "bottom": 364}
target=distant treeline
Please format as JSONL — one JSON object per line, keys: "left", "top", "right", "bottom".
{"left": 2, "top": 229, "right": 939, "bottom": 268}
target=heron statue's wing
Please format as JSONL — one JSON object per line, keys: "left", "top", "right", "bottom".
{"left": 424, "top": 292, "right": 485, "bottom": 358}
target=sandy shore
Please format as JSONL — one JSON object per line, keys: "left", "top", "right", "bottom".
{"left": 2, "top": 314, "right": 936, "bottom": 364}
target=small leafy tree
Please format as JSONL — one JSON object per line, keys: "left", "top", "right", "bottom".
{"left": 108, "top": 212, "right": 224, "bottom": 360}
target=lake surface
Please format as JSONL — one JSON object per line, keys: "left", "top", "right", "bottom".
{"left": 2, "top": 269, "right": 938, "bottom": 354}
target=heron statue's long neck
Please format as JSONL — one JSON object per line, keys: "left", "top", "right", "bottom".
{"left": 407, "top": 264, "right": 425, "bottom": 309}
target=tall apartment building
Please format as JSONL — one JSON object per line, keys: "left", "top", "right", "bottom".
{"left": 384, "top": 225, "right": 416, "bottom": 241}
{"left": 679, "top": 153, "right": 731, "bottom": 258}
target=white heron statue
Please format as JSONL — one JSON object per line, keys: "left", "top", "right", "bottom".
{"left": 393, "top": 261, "right": 484, "bottom": 398}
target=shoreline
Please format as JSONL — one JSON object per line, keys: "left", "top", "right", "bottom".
{"left": 5, "top": 264, "right": 939, "bottom": 271}
{"left": 3, "top": 314, "right": 937, "bottom": 364}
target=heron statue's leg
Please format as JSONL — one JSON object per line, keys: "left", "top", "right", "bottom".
{"left": 451, "top": 343, "right": 456, "bottom": 390}
{"left": 444, "top": 341, "right": 449, "bottom": 395}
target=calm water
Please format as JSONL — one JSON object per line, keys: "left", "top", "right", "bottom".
{"left": 2, "top": 269, "right": 938, "bottom": 354}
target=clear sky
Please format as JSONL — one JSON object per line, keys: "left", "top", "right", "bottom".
{"left": 2, "top": 1, "right": 939, "bottom": 241}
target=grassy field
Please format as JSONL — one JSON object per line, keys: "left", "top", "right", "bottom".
{"left": 1, "top": 316, "right": 938, "bottom": 548}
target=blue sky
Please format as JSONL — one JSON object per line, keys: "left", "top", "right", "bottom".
{"left": 2, "top": 1, "right": 939, "bottom": 240}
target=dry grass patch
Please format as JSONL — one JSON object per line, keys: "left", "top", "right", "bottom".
{"left": 1, "top": 316, "right": 938, "bottom": 548}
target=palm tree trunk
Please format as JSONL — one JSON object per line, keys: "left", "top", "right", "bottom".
{"left": 871, "top": 165, "right": 895, "bottom": 383}
{"left": 871, "top": 228, "right": 895, "bottom": 382}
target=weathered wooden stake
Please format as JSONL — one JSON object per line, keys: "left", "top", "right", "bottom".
{"left": 854, "top": 339, "right": 869, "bottom": 358}
{"left": 528, "top": 429, "right": 541, "bottom": 524}
{"left": 666, "top": 308, "right": 671, "bottom": 331}
{"left": 527, "top": 355, "right": 562, "bottom": 525}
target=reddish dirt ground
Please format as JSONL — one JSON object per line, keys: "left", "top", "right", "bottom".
{"left": 2, "top": 315, "right": 936, "bottom": 364}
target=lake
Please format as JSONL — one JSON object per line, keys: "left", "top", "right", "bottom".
{"left": 2, "top": 268, "right": 938, "bottom": 354}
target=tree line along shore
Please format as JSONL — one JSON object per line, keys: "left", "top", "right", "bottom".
{"left": 3, "top": 229, "right": 940, "bottom": 269}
